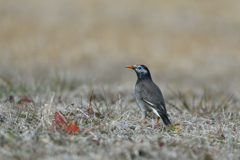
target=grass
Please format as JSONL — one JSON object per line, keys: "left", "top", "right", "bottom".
{"left": 1, "top": 77, "right": 240, "bottom": 160}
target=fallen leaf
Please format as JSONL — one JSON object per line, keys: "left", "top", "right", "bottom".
{"left": 66, "top": 120, "right": 79, "bottom": 134}
{"left": 18, "top": 95, "right": 34, "bottom": 104}
{"left": 87, "top": 108, "right": 94, "bottom": 114}
{"left": 55, "top": 112, "right": 67, "bottom": 130}
{"left": 159, "top": 141, "right": 165, "bottom": 147}
{"left": 9, "top": 95, "right": 15, "bottom": 103}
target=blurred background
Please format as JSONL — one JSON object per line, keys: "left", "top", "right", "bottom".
{"left": 1, "top": 0, "right": 240, "bottom": 93}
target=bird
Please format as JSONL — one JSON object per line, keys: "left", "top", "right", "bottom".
{"left": 126, "top": 64, "right": 171, "bottom": 126}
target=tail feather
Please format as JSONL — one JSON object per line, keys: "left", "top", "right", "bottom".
{"left": 160, "top": 114, "right": 171, "bottom": 126}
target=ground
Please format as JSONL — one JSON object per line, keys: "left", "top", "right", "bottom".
{"left": 0, "top": 80, "right": 240, "bottom": 160}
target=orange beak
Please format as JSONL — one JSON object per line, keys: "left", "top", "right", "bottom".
{"left": 126, "top": 65, "right": 135, "bottom": 69}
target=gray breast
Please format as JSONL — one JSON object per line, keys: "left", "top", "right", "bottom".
{"left": 135, "top": 85, "right": 150, "bottom": 112}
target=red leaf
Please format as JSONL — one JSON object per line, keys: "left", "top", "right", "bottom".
{"left": 87, "top": 108, "right": 94, "bottom": 114}
{"left": 55, "top": 112, "right": 67, "bottom": 130}
{"left": 18, "top": 95, "right": 34, "bottom": 104}
{"left": 66, "top": 120, "right": 79, "bottom": 134}
{"left": 159, "top": 141, "right": 165, "bottom": 147}
{"left": 59, "top": 111, "right": 68, "bottom": 121}
{"left": 233, "top": 126, "right": 236, "bottom": 132}
{"left": 206, "top": 120, "right": 211, "bottom": 124}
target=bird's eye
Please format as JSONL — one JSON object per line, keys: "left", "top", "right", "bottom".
{"left": 137, "top": 67, "right": 141, "bottom": 70}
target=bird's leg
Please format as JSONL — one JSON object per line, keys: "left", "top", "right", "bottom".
{"left": 153, "top": 117, "right": 161, "bottom": 130}
{"left": 156, "top": 117, "right": 161, "bottom": 125}
{"left": 140, "top": 117, "right": 146, "bottom": 122}
{"left": 140, "top": 111, "right": 147, "bottom": 123}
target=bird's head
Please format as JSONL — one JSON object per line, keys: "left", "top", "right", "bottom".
{"left": 126, "top": 64, "right": 152, "bottom": 80}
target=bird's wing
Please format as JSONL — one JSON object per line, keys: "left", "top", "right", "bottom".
{"left": 137, "top": 81, "right": 166, "bottom": 115}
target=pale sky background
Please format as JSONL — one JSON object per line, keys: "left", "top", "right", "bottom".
{"left": 1, "top": 0, "right": 240, "bottom": 93}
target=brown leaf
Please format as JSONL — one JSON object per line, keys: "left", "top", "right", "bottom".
{"left": 9, "top": 95, "right": 15, "bottom": 103}
{"left": 18, "top": 95, "right": 34, "bottom": 104}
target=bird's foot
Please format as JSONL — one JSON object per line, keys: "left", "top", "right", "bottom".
{"left": 154, "top": 123, "right": 161, "bottom": 130}
{"left": 153, "top": 118, "right": 162, "bottom": 130}
{"left": 156, "top": 117, "right": 161, "bottom": 125}
{"left": 139, "top": 117, "right": 147, "bottom": 127}
{"left": 140, "top": 117, "right": 146, "bottom": 122}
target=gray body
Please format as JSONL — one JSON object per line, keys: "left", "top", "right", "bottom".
{"left": 135, "top": 79, "right": 167, "bottom": 119}
{"left": 127, "top": 64, "right": 171, "bottom": 126}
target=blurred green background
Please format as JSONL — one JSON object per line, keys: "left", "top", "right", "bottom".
{"left": 1, "top": 0, "right": 240, "bottom": 92}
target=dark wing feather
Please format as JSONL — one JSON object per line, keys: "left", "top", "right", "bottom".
{"left": 137, "top": 80, "right": 167, "bottom": 115}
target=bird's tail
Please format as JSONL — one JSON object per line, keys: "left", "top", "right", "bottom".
{"left": 160, "top": 114, "right": 171, "bottom": 126}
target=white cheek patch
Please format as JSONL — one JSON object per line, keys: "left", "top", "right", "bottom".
{"left": 142, "top": 69, "right": 147, "bottom": 74}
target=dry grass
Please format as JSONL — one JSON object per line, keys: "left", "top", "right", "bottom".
{"left": 1, "top": 0, "right": 240, "bottom": 159}
{"left": 0, "top": 79, "right": 240, "bottom": 160}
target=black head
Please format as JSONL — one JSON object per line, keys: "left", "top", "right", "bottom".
{"left": 126, "top": 64, "right": 152, "bottom": 80}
